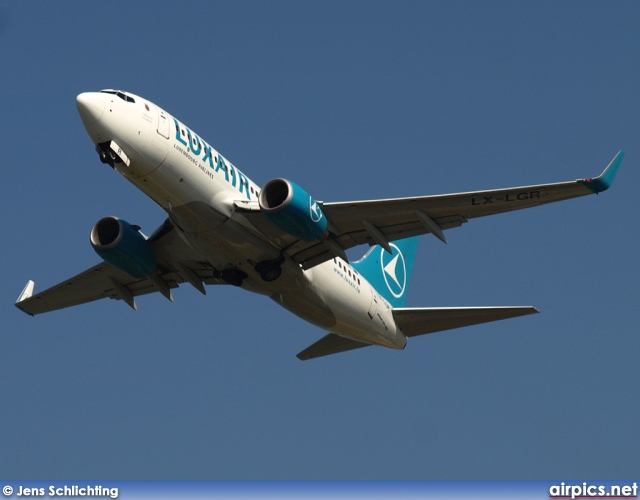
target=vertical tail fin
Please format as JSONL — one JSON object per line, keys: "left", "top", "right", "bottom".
{"left": 352, "top": 236, "right": 420, "bottom": 308}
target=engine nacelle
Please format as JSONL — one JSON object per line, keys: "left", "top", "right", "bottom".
{"left": 90, "top": 217, "right": 157, "bottom": 279}
{"left": 259, "top": 178, "right": 328, "bottom": 241}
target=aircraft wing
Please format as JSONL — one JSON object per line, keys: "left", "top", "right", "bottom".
{"left": 15, "top": 219, "right": 226, "bottom": 316}
{"left": 241, "top": 151, "right": 623, "bottom": 269}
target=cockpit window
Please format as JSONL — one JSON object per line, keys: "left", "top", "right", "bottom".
{"left": 100, "top": 89, "right": 135, "bottom": 103}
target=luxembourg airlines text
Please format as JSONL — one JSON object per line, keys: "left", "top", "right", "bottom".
{"left": 172, "top": 118, "right": 251, "bottom": 199}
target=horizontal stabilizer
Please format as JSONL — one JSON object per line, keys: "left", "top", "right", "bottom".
{"left": 297, "top": 333, "right": 371, "bottom": 360}
{"left": 392, "top": 306, "right": 539, "bottom": 337}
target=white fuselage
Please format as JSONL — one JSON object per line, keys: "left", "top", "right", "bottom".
{"left": 77, "top": 90, "right": 406, "bottom": 350}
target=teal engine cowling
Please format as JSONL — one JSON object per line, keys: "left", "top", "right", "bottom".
{"left": 259, "top": 179, "right": 328, "bottom": 241}
{"left": 90, "top": 217, "right": 157, "bottom": 278}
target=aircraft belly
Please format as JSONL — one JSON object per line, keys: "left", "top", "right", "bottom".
{"left": 270, "top": 290, "right": 337, "bottom": 330}
{"left": 309, "top": 262, "right": 406, "bottom": 349}
{"left": 167, "top": 200, "right": 229, "bottom": 233}
{"left": 116, "top": 133, "right": 321, "bottom": 295}
{"left": 180, "top": 217, "right": 309, "bottom": 295}
{"left": 123, "top": 155, "right": 233, "bottom": 233}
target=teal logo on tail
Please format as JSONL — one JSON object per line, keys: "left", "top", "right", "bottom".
{"left": 381, "top": 243, "right": 408, "bottom": 299}
{"left": 352, "top": 236, "right": 419, "bottom": 308}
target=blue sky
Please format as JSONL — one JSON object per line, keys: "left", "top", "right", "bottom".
{"left": 2, "top": 1, "right": 639, "bottom": 479}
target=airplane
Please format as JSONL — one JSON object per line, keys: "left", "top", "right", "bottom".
{"left": 15, "top": 89, "right": 624, "bottom": 360}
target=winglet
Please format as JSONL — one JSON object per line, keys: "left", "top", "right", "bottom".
{"left": 583, "top": 150, "right": 624, "bottom": 193}
{"left": 15, "top": 280, "right": 35, "bottom": 316}
{"left": 16, "top": 280, "right": 35, "bottom": 302}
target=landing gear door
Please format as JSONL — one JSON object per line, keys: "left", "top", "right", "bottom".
{"left": 156, "top": 107, "right": 170, "bottom": 139}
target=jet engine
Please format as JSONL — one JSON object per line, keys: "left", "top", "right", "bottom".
{"left": 90, "top": 216, "right": 157, "bottom": 278}
{"left": 259, "top": 178, "right": 328, "bottom": 241}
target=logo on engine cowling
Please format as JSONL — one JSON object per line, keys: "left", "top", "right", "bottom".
{"left": 309, "top": 197, "right": 323, "bottom": 223}
{"left": 380, "top": 243, "right": 407, "bottom": 298}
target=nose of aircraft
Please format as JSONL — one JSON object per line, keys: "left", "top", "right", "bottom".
{"left": 76, "top": 92, "right": 106, "bottom": 125}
